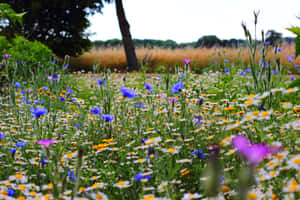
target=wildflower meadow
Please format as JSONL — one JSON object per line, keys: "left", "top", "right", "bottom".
{"left": 0, "top": 3, "right": 300, "bottom": 200}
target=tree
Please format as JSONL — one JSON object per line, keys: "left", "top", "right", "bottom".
{"left": 195, "top": 35, "right": 222, "bottom": 48}
{"left": 0, "top": 0, "right": 107, "bottom": 57}
{"left": 114, "top": 0, "right": 139, "bottom": 71}
{"left": 265, "top": 30, "right": 282, "bottom": 46}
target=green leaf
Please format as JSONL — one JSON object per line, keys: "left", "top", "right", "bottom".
{"left": 286, "top": 26, "right": 300, "bottom": 36}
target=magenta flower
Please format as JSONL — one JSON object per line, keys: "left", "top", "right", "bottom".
{"left": 168, "top": 97, "right": 179, "bottom": 102}
{"left": 3, "top": 54, "right": 11, "bottom": 59}
{"left": 232, "top": 135, "right": 279, "bottom": 166}
{"left": 183, "top": 59, "right": 191, "bottom": 65}
{"left": 37, "top": 139, "right": 57, "bottom": 148}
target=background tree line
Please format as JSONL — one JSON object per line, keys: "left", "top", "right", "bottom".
{"left": 93, "top": 34, "right": 295, "bottom": 49}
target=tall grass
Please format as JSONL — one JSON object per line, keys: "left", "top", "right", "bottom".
{"left": 71, "top": 43, "right": 300, "bottom": 73}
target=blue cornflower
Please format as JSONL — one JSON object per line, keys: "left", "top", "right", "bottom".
{"left": 245, "top": 69, "right": 251, "bottom": 73}
{"left": 144, "top": 83, "right": 153, "bottom": 93}
{"left": 224, "top": 59, "right": 229, "bottom": 63}
{"left": 224, "top": 68, "right": 230, "bottom": 73}
{"left": 291, "top": 77, "right": 295, "bottom": 81}
{"left": 30, "top": 107, "right": 47, "bottom": 118}
{"left": 0, "top": 132, "right": 4, "bottom": 139}
{"left": 135, "top": 172, "right": 151, "bottom": 182}
{"left": 171, "top": 81, "right": 183, "bottom": 93}
{"left": 59, "top": 96, "right": 65, "bottom": 102}
{"left": 10, "top": 148, "right": 16, "bottom": 155}
{"left": 42, "top": 158, "right": 47, "bottom": 165}
{"left": 7, "top": 188, "right": 15, "bottom": 196}
{"left": 101, "top": 114, "right": 114, "bottom": 122}
{"left": 136, "top": 102, "right": 146, "bottom": 108}
{"left": 16, "top": 141, "right": 26, "bottom": 148}
{"left": 14, "top": 82, "right": 21, "bottom": 88}
{"left": 91, "top": 106, "right": 101, "bottom": 115}
{"left": 277, "top": 48, "right": 282, "bottom": 52}
{"left": 264, "top": 61, "right": 268, "bottom": 67}
{"left": 42, "top": 86, "right": 48, "bottom": 90}
{"left": 264, "top": 41, "right": 270, "bottom": 45}
{"left": 273, "top": 70, "right": 278, "bottom": 75}
{"left": 97, "top": 79, "right": 106, "bottom": 86}
{"left": 74, "top": 124, "right": 81, "bottom": 128}
{"left": 70, "top": 98, "right": 76, "bottom": 102}
{"left": 240, "top": 71, "right": 245, "bottom": 76}
{"left": 120, "top": 87, "right": 137, "bottom": 98}
{"left": 66, "top": 89, "right": 73, "bottom": 94}
{"left": 156, "top": 77, "right": 161, "bottom": 81}
{"left": 193, "top": 148, "right": 205, "bottom": 159}
{"left": 286, "top": 55, "right": 294, "bottom": 62}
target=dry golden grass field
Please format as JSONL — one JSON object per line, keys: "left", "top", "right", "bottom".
{"left": 70, "top": 44, "right": 300, "bottom": 73}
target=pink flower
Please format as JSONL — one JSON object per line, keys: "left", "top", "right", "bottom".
{"left": 168, "top": 97, "right": 179, "bottom": 102}
{"left": 183, "top": 59, "right": 191, "bottom": 65}
{"left": 232, "top": 135, "right": 279, "bottom": 166}
{"left": 3, "top": 54, "right": 11, "bottom": 59}
{"left": 37, "top": 139, "right": 57, "bottom": 148}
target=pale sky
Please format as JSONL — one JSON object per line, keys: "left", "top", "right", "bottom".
{"left": 87, "top": 0, "right": 300, "bottom": 43}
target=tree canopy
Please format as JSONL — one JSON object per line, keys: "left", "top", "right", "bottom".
{"left": 0, "top": 0, "right": 110, "bottom": 57}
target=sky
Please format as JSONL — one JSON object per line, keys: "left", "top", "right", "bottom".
{"left": 87, "top": 0, "right": 300, "bottom": 43}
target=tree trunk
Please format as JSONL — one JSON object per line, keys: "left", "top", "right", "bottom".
{"left": 115, "top": 0, "right": 139, "bottom": 71}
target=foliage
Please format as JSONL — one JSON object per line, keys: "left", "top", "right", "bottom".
{"left": 6, "top": 36, "right": 53, "bottom": 65}
{"left": 286, "top": 24, "right": 300, "bottom": 58}
{"left": 0, "top": 0, "right": 111, "bottom": 57}
{"left": 0, "top": 35, "right": 10, "bottom": 55}
{"left": 0, "top": 3, "right": 25, "bottom": 29}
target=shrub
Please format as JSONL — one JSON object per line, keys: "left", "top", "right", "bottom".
{"left": 0, "top": 36, "right": 10, "bottom": 56}
{"left": 7, "top": 36, "right": 53, "bottom": 65}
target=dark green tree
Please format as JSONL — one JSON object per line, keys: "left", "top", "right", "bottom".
{"left": 195, "top": 35, "right": 222, "bottom": 48}
{"left": 0, "top": 0, "right": 107, "bottom": 57}
{"left": 265, "top": 29, "right": 282, "bottom": 46}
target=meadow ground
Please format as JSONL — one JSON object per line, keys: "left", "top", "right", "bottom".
{"left": 0, "top": 59, "right": 299, "bottom": 199}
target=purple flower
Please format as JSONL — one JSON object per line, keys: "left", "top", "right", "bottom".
{"left": 101, "top": 114, "right": 114, "bottom": 122}
{"left": 91, "top": 106, "right": 101, "bottom": 115}
{"left": 224, "top": 59, "right": 229, "bottom": 63}
{"left": 264, "top": 41, "right": 270, "bottom": 45}
{"left": 291, "top": 77, "right": 295, "bottom": 81}
{"left": 171, "top": 81, "right": 183, "bottom": 93}
{"left": 273, "top": 70, "right": 278, "bottom": 75}
{"left": 277, "top": 48, "right": 282, "bottom": 52}
{"left": 240, "top": 71, "right": 245, "bottom": 76}
{"left": 120, "top": 87, "right": 137, "bottom": 98}
{"left": 183, "top": 59, "right": 191, "bottom": 65}
{"left": 37, "top": 139, "right": 57, "bottom": 148}
{"left": 3, "top": 54, "right": 11, "bottom": 59}
{"left": 144, "top": 83, "right": 153, "bottom": 93}
{"left": 30, "top": 107, "right": 47, "bottom": 118}
{"left": 224, "top": 68, "right": 230, "bottom": 73}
